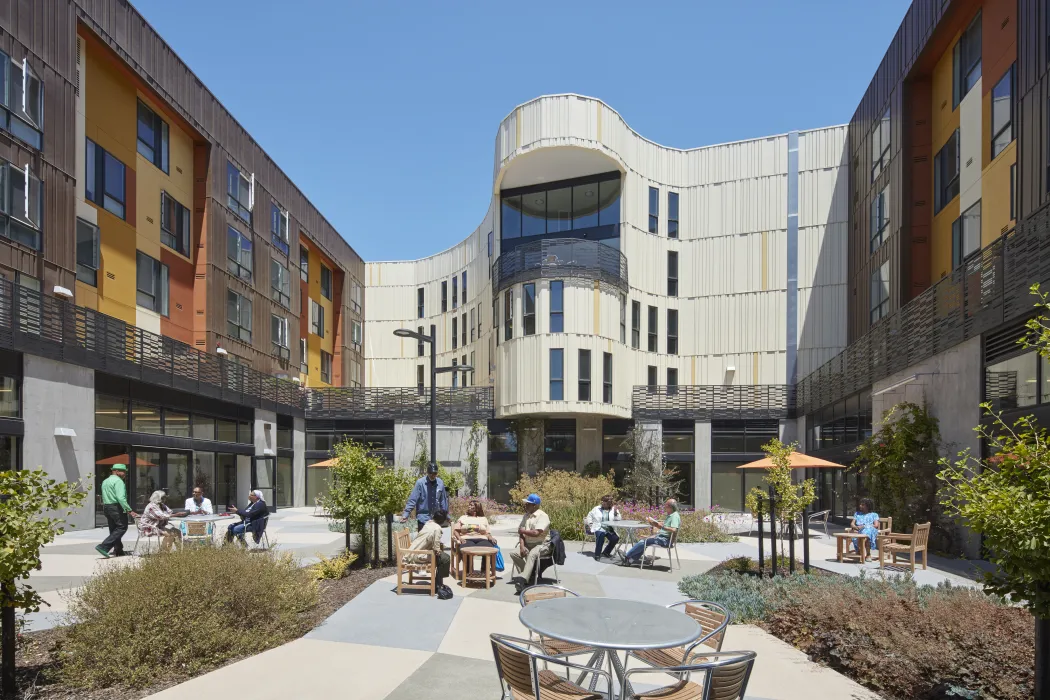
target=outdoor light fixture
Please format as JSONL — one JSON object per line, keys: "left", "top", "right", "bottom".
{"left": 54, "top": 427, "right": 76, "bottom": 438}
{"left": 216, "top": 347, "right": 229, "bottom": 356}
{"left": 53, "top": 285, "right": 73, "bottom": 299}
{"left": 872, "top": 373, "right": 939, "bottom": 397}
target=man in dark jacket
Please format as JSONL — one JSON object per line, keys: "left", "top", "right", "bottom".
{"left": 226, "top": 490, "right": 269, "bottom": 545}
{"left": 399, "top": 464, "right": 449, "bottom": 532}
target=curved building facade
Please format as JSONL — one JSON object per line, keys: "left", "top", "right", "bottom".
{"left": 366, "top": 95, "right": 849, "bottom": 505}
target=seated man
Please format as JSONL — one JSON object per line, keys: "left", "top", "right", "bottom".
{"left": 620, "top": 498, "right": 680, "bottom": 566}
{"left": 509, "top": 494, "right": 551, "bottom": 594}
{"left": 225, "top": 490, "right": 268, "bottom": 545}
{"left": 184, "top": 486, "right": 214, "bottom": 515}
{"left": 586, "top": 494, "right": 621, "bottom": 561}
{"left": 409, "top": 508, "right": 452, "bottom": 599}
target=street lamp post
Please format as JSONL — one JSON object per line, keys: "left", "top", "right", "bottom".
{"left": 393, "top": 325, "right": 473, "bottom": 472}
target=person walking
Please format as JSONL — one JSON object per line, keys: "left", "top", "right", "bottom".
{"left": 96, "top": 464, "right": 136, "bottom": 558}
{"left": 400, "top": 464, "right": 449, "bottom": 532}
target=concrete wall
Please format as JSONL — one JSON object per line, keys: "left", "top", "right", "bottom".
{"left": 293, "top": 416, "right": 306, "bottom": 507}
{"left": 22, "top": 356, "right": 95, "bottom": 530}
{"left": 694, "top": 421, "right": 712, "bottom": 509}
{"left": 393, "top": 422, "right": 487, "bottom": 497}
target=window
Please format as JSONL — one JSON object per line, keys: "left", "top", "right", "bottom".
{"left": 500, "top": 173, "right": 621, "bottom": 251}
{"left": 271, "top": 314, "right": 289, "bottom": 358}
{"left": 991, "top": 65, "right": 1015, "bottom": 159}
{"left": 648, "top": 305, "right": 658, "bottom": 352}
{"left": 226, "top": 161, "right": 252, "bottom": 223}
{"left": 160, "top": 191, "right": 191, "bottom": 256}
{"left": 0, "top": 162, "right": 42, "bottom": 249}
{"left": 320, "top": 350, "right": 332, "bottom": 384}
{"left": 442, "top": 281, "right": 448, "bottom": 312}
{"left": 934, "top": 130, "right": 960, "bottom": 214}
{"left": 226, "top": 289, "right": 251, "bottom": 342}
{"left": 300, "top": 247, "right": 309, "bottom": 281}
{"left": 76, "top": 218, "right": 99, "bottom": 286}
{"left": 136, "top": 100, "right": 168, "bottom": 172}
{"left": 477, "top": 304, "right": 482, "bottom": 339}
{"left": 619, "top": 294, "right": 626, "bottom": 344}
{"left": 86, "top": 139, "right": 126, "bottom": 219}
{"left": 270, "top": 203, "right": 290, "bottom": 256}
{"left": 550, "top": 280, "right": 564, "bottom": 333}
{"left": 576, "top": 349, "right": 592, "bottom": 401}
{"left": 351, "top": 282, "right": 362, "bottom": 315}
{"left": 452, "top": 358, "right": 458, "bottom": 388}
{"left": 550, "top": 348, "right": 564, "bottom": 400}
{"left": 271, "top": 259, "right": 291, "bottom": 308}
{"left": 504, "top": 290, "right": 513, "bottom": 340}
{"left": 351, "top": 319, "right": 362, "bottom": 350}
{"left": 136, "top": 251, "right": 169, "bottom": 316}
{"left": 300, "top": 338, "right": 308, "bottom": 375}
{"left": 452, "top": 276, "right": 458, "bottom": 309}
{"left": 952, "top": 200, "right": 982, "bottom": 269}
{"left": 417, "top": 364, "right": 425, "bottom": 395}
{"left": 0, "top": 53, "right": 44, "bottom": 149}
{"left": 470, "top": 307, "right": 475, "bottom": 343}
{"left": 870, "top": 186, "right": 889, "bottom": 252}
{"left": 417, "top": 287, "right": 425, "bottom": 318}
{"left": 870, "top": 261, "right": 890, "bottom": 325}
{"left": 462, "top": 271, "right": 467, "bottom": 303}
{"left": 631, "top": 301, "right": 640, "bottom": 348}
{"left": 493, "top": 296, "right": 499, "bottom": 330}
{"left": 667, "top": 367, "right": 679, "bottom": 395}
{"left": 310, "top": 299, "right": 325, "bottom": 338}
{"left": 603, "top": 352, "right": 612, "bottom": 403}
{"left": 647, "top": 365, "right": 658, "bottom": 390}
{"left": 667, "top": 251, "right": 679, "bottom": 297}
{"left": 648, "top": 186, "right": 659, "bottom": 234}
{"left": 461, "top": 312, "right": 467, "bottom": 347}
{"left": 226, "top": 227, "right": 253, "bottom": 280}
{"left": 871, "top": 107, "right": 890, "bottom": 181}
{"left": 667, "top": 309, "right": 679, "bottom": 355}
{"left": 452, "top": 316, "right": 458, "bottom": 349}
{"left": 470, "top": 351, "right": 475, "bottom": 386}
{"left": 953, "top": 11, "right": 982, "bottom": 108}
{"left": 667, "top": 192, "right": 679, "bottom": 238}
{"left": 523, "top": 283, "right": 536, "bottom": 335}
{"left": 487, "top": 231, "right": 493, "bottom": 257}
{"left": 1011, "top": 163, "right": 1017, "bottom": 221}
{"left": 319, "top": 264, "right": 332, "bottom": 301}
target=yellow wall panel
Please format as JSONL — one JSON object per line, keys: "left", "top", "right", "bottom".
{"left": 930, "top": 35, "right": 962, "bottom": 284}
{"left": 982, "top": 140, "right": 1016, "bottom": 247}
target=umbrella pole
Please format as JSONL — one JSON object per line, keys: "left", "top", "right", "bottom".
{"left": 757, "top": 499, "right": 764, "bottom": 576}
{"left": 802, "top": 508, "right": 810, "bottom": 573}
{"left": 768, "top": 486, "right": 777, "bottom": 577}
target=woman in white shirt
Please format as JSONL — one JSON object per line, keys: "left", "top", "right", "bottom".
{"left": 585, "top": 495, "right": 621, "bottom": 561}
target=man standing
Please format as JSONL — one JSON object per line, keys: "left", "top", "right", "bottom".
{"left": 408, "top": 508, "right": 453, "bottom": 599}
{"left": 509, "top": 494, "right": 551, "bottom": 594}
{"left": 400, "top": 464, "right": 449, "bottom": 532}
{"left": 586, "top": 495, "right": 621, "bottom": 561}
{"left": 96, "top": 464, "right": 135, "bottom": 558}
{"left": 184, "top": 486, "right": 213, "bottom": 515}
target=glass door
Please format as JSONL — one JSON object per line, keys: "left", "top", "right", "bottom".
{"left": 252, "top": 455, "right": 277, "bottom": 512}
{"left": 129, "top": 448, "right": 192, "bottom": 511}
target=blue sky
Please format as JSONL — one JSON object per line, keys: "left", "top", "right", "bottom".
{"left": 135, "top": 0, "right": 910, "bottom": 262}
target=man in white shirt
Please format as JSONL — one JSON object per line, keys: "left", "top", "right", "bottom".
{"left": 585, "top": 495, "right": 621, "bottom": 561}
{"left": 184, "top": 486, "right": 213, "bottom": 515}
{"left": 509, "top": 494, "right": 551, "bottom": 594}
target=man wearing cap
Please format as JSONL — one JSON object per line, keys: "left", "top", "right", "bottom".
{"left": 509, "top": 494, "right": 551, "bottom": 593}
{"left": 96, "top": 464, "right": 136, "bottom": 558}
{"left": 400, "top": 464, "right": 450, "bottom": 533}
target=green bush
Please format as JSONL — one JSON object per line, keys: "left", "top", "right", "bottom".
{"left": 60, "top": 546, "right": 318, "bottom": 689}
{"left": 509, "top": 470, "right": 616, "bottom": 540}
{"left": 311, "top": 551, "right": 358, "bottom": 580}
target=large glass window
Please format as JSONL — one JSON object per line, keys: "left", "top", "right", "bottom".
{"left": 452, "top": 276, "right": 458, "bottom": 309}
{"left": 952, "top": 200, "right": 981, "bottom": 270}
{"left": 227, "top": 290, "right": 252, "bottom": 342}
{"left": 522, "top": 283, "right": 536, "bottom": 335}
{"left": 550, "top": 348, "right": 564, "bottom": 400}
{"left": 631, "top": 301, "right": 640, "bottom": 348}
{"left": 0, "top": 376, "right": 18, "bottom": 418}
{"left": 603, "top": 352, "right": 612, "bottom": 403}
{"left": 132, "top": 404, "right": 161, "bottom": 434}
{"left": 667, "top": 309, "right": 678, "bottom": 355}
{"left": 352, "top": 319, "right": 363, "bottom": 351}
{"left": 578, "top": 349, "right": 591, "bottom": 401}
{"left": 620, "top": 294, "right": 627, "bottom": 344}
{"left": 648, "top": 306, "right": 658, "bottom": 352}
{"left": 500, "top": 173, "right": 621, "bottom": 250}
{"left": 276, "top": 456, "right": 293, "bottom": 508}
{"left": 310, "top": 299, "right": 325, "bottom": 338}
{"left": 76, "top": 218, "right": 100, "bottom": 286}
{"left": 137, "top": 100, "right": 169, "bottom": 173}
{"left": 934, "top": 130, "right": 960, "bottom": 214}
{"left": 271, "top": 314, "right": 289, "bottom": 357}
{"left": 160, "top": 191, "right": 191, "bottom": 257}
{"left": 270, "top": 203, "right": 290, "bottom": 255}
{"left": 320, "top": 265, "right": 332, "bottom": 300}
{"left": 192, "top": 415, "right": 215, "bottom": 441}
{"left": 417, "top": 287, "right": 425, "bottom": 318}
{"left": 95, "top": 395, "right": 127, "bottom": 430}
{"left": 227, "top": 227, "right": 253, "bottom": 281}
{"left": 452, "top": 316, "right": 458, "bottom": 349}
{"left": 871, "top": 107, "right": 890, "bottom": 181}
{"left": 320, "top": 350, "right": 332, "bottom": 384}
{"left": 300, "top": 247, "right": 309, "bottom": 282}
{"left": 667, "top": 367, "right": 678, "bottom": 394}
{"left": 0, "top": 161, "right": 42, "bottom": 249}
{"left": 470, "top": 307, "right": 475, "bottom": 343}
{"left": 504, "top": 290, "right": 513, "bottom": 340}
{"left": 271, "top": 259, "right": 291, "bottom": 308}
{"left": 550, "top": 281, "right": 564, "bottom": 333}
{"left": 165, "top": 410, "right": 190, "bottom": 438}
{"left": 86, "top": 139, "right": 126, "bottom": 219}
{"left": 991, "top": 65, "right": 1014, "bottom": 159}
{"left": 985, "top": 352, "right": 1038, "bottom": 410}
{"left": 953, "top": 11, "right": 982, "bottom": 108}
{"left": 870, "top": 261, "right": 890, "bottom": 325}
{"left": 667, "top": 251, "right": 678, "bottom": 297}
{"left": 136, "top": 251, "right": 169, "bottom": 316}
{"left": 226, "top": 161, "right": 252, "bottom": 223}
{"left": 462, "top": 271, "right": 467, "bottom": 303}
{"left": 667, "top": 192, "right": 679, "bottom": 238}
{"left": 648, "top": 186, "right": 659, "bottom": 234}
{"left": 0, "top": 53, "right": 43, "bottom": 149}
{"left": 870, "top": 186, "right": 889, "bottom": 252}
{"left": 647, "top": 365, "right": 657, "bottom": 390}
{"left": 442, "top": 281, "right": 448, "bottom": 312}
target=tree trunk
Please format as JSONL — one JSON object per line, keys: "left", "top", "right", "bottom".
{"left": 1, "top": 599, "right": 15, "bottom": 700}
{"left": 1037, "top": 616, "right": 1049, "bottom": 700}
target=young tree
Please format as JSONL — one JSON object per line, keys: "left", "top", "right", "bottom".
{"left": 1, "top": 469, "right": 86, "bottom": 699}
{"left": 744, "top": 439, "right": 816, "bottom": 561}
{"left": 621, "top": 425, "right": 678, "bottom": 505}
{"left": 464, "top": 421, "right": 485, "bottom": 496}
{"left": 410, "top": 432, "right": 463, "bottom": 497}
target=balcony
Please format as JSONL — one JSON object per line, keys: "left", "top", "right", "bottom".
{"left": 632, "top": 384, "right": 795, "bottom": 421}
{"left": 491, "top": 236, "right": 628, "bottom": 295}
{"left": 306, "top": 386, "right": 494, "bottom": 424}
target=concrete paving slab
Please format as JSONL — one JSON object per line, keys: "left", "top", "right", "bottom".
{"left": 384, "top": 653, "right": 504, "bottom": 700}
{"left": 599, "top": 558, "right": 717, "bottom": 581}
{"left": 21, "top": 575, "right": 90, "bottom": 593}
{"left": 595, "top": 575, "right": 685, "bottom": 607}
{"left": 436, "top": 597, "right": 529, "bottom": 661}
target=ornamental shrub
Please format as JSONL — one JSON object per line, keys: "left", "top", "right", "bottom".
{"left": 449, "top": 495, "right": 507, "bottom": 524}
{"left": 509, "top": 470, "right": 616, "bottom": 540}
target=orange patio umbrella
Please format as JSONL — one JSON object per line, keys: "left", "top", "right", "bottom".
{"left": 736, "top": 452, "right": 846, "bottom": 470}
{"left": 96, "top": 453, "right": 157, "bottom": 467}
{"left": 307, "top": 457, "right": 338, "bottom": 468}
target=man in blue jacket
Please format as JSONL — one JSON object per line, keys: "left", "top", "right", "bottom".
{"left": 400, "top": 464, "right": 449, "bottom": 532}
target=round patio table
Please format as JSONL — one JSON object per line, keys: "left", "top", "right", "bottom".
{"left": 606, "top": 520, "right": 650, "bottom": 559}
{"left": 519, "top": 597, "right": 701, "bottom": 695}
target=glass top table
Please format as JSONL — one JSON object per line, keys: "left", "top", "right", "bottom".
{"left": 518, "top": 596, "right": 700, "bottom": 651}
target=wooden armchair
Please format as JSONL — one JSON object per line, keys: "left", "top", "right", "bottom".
{"left": 395, "top": 529, "right": 437, "bottom": 596}
{"left": 846, "top": 515, "right": 892, "bottom": 561}
{"left": 878, "top": 521, "right": 930, "bottom": 572}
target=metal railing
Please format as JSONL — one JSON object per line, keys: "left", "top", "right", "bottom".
{"left": 305, "top": 386, "right": 494, "bottom": 423}
{"left": 631, "top": 384, "right": 795, "bottom": 421}
{"left": 797, "top": 206, "right": 1050, "bottom": 415}
{"left": 491, "top": 235, "right": 628, "bottom": 295}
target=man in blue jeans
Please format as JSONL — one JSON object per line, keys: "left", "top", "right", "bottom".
{"left": 585, "top": 495, "right": 621, "bottom": 561}
{"left": 620, "top": 498, "right": 679, "bottom": 566}
{"left": 399, "top": 464, "right": 449, "bottom": 532}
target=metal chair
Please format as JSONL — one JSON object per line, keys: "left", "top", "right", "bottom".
{"left": 623, "top": 651, "right": 757, "bottom": 700}
{"left": 806, "top": 509, "right": 832, "bottom": 538}
{"left": 518, "top": 584, "right": 597, "bottom": 671}
{"left": 579, "top": 519, "right": 595, "bottom": 553}
{"left": 639, "top": 529, "right": 680, "bottom": 571}
{"left": 131, "top": 514, "right": 163, "bottom": 556}
{"left": 629, "top": 600, "right": 730, "bottom": 671}
{"left": 490, "top": 634, "right": 610, "bottom": 700}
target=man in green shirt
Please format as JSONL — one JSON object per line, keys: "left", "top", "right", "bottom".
{"left": 620, "top": 498, "right": 680, "bottom": 566}
{"left": 96, "top": 464, "right": 136, "bottom": 558}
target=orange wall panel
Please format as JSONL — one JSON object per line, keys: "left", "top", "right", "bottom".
{"left": 160, "top": 247, "right": 194, "bottom": 345}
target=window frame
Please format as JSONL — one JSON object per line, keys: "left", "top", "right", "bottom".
{"left": 647, "top": 365, "right": 658, "bottom": 391}
{"left": 271, "top": 314, "right": 289, "bottom": 357}
{"left": 667, "top": 309, "right": 679, "bottom": 355}
{"left": 667, "top": 250, "right": 679, "bottom": 297}
{"left": 417, "top": 364, "right": 425, "bottom": 395}
{"left": 452, "top": 316, "right": 458, "bottom": 350}
{"left": 578, "top": 349, "right": 591, "bottom": 401}
{"left": 136, "top": 99, "right": 169, "bottom": 173}
{"left": 550, "top": 348, "right": 564, "bottom": 401}
{"left": 631, "top": 301, "right": 640, "bottom": 349}
{"left": 86, "top": 138, "right": 126, "bottom": 220}
{"left": 270, "top": 202, "right": 290, "bottom": 256}
{"left": 135, "top": 251, "right": 169, "bottom": 316}
{"left": 320, "top": 264, "right": 332, "bottom": 300}
{"left": 550, "top": 280, "right": 564, "bottom": 333}
{"left": 648, "top": 186, "right": 659, "bottom": 234}
{"left": 160, "top": 190, "right": 191, "bottom": 257}
{"left": 300, "top": 247, "right": 309, "bottom": 282}
{"left": 952, "top": 11, "right": 983, "bottom": 109}
{"left": 442, "top": 281, "right": 448, "bottom": 312}
{"left": 619, "top": 294, "right": 626, "bottom": 344}
{"left": 351, "top": 319, "right": 363, "bottom": 351}
{"left": 452, "top": 276, "right": 458, "bottom": 309}
{"left": 270, "top": 258, "right": 291, "bottom": 309}
{"left": 869, "top": 261, "right": 891, "bottom": 326}
{"left": 461, "top": 312, "right": 467, "bottom": 348}
{"left": 523, "top": 282, "right": 536, "bottom": 336}
{"left": 870, "top": 186, "right": 889, "bottom": 252}
{"left": 226, "top": 226, "right": 253, "bottom": 281}
{"left": 871, "top": 107, "right": 890, "bottom": 182}
{"left": 647, "top": 305, "right": 658, "bottom": 352}
{"left": 226, "top": 160, "right": 253, "bottom": 223}
{"left": 320, "top": 350, "right": 332, "bottom": 385}
{"left": 934, "top": 129, "right": 960, "bottom": 214}
{"left": 667, "top": 191, "right": 679, "bottom": 238}
{"left": 417, "top": 326, "right": 425, "bottom": 357}
{"left": 226, "top": 289, "right": 252, "bottom": 343}
{"left": 0, "top": 53, "right": 44, "bottom": 149}
{"left": 602, "top": 352, "right": 612, "bottom": 404}
{"left": 667, "top": 367, "right": 679, "bottom": 395}
{"left": 952, "top": 199, "right": 982, "bottom": 270}
{"left": 991, "top": 65, "right": 1015, "bottom": 159}
{"left": 76, "top": 217, "right": 100, "bottom": 286}
{"left": 470, "top": 307, "right": 475, "bottom": 343}
{"left": 310, "top": 299, "right": 325, "bottom": 339}
{"left": 417, "top": 287, "right": 425, "bottom": 319}
{"left": 462, "top": 271, "right": 467, "bottom": 304}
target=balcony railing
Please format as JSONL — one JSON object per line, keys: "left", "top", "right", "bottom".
{"left": 492, "top": 236, "right": 628, "bottom": 295}
{"left": 306, "top": 386, "right": 494, "bottom": 424}
{"left": 632, "top": 384, "right": 795, "bottom": 421}
{"left": 0, "top": 278, "right": 305, "bottom": 414}
{"left": 797, "top": 206, "right": 1050, "bottom": 415}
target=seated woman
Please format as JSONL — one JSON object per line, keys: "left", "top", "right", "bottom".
{"left": 850, "top": 498, "right": 881, "bottom": 561}
{"left": 138, "top": 490, "right": 187, "bottom": 553}
{"left": 453, "top": 500, "right": 496, "bottom": 549}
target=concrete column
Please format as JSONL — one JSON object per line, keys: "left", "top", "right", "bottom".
{"left": 252, "top": 409, "right": 276, "bottom": 502}
{"left": 293, "top": 416, "right": 306, "bottom": 507}
{"left": 694, "top": 421, "right": 712, "bottom": 510}
{"left": 576, "top": 415, "right": 602, "bottom": 472}
{"left": 22, "top": 356, "right": 95, "bottom": 530}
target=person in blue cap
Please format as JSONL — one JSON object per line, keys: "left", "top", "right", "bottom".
{"left": 399, "top": 463, "right": 449, "bottom": 533}
{"left": 509, "top": 493, "right": 551, "bottom": 593}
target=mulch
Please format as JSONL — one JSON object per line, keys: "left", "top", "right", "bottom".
{"left": 12, "top": 564, "right": 395, "bottom": 700}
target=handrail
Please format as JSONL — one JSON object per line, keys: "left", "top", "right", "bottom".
{"left": 491, "top": 235, "right": 628, "bottom": 295}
